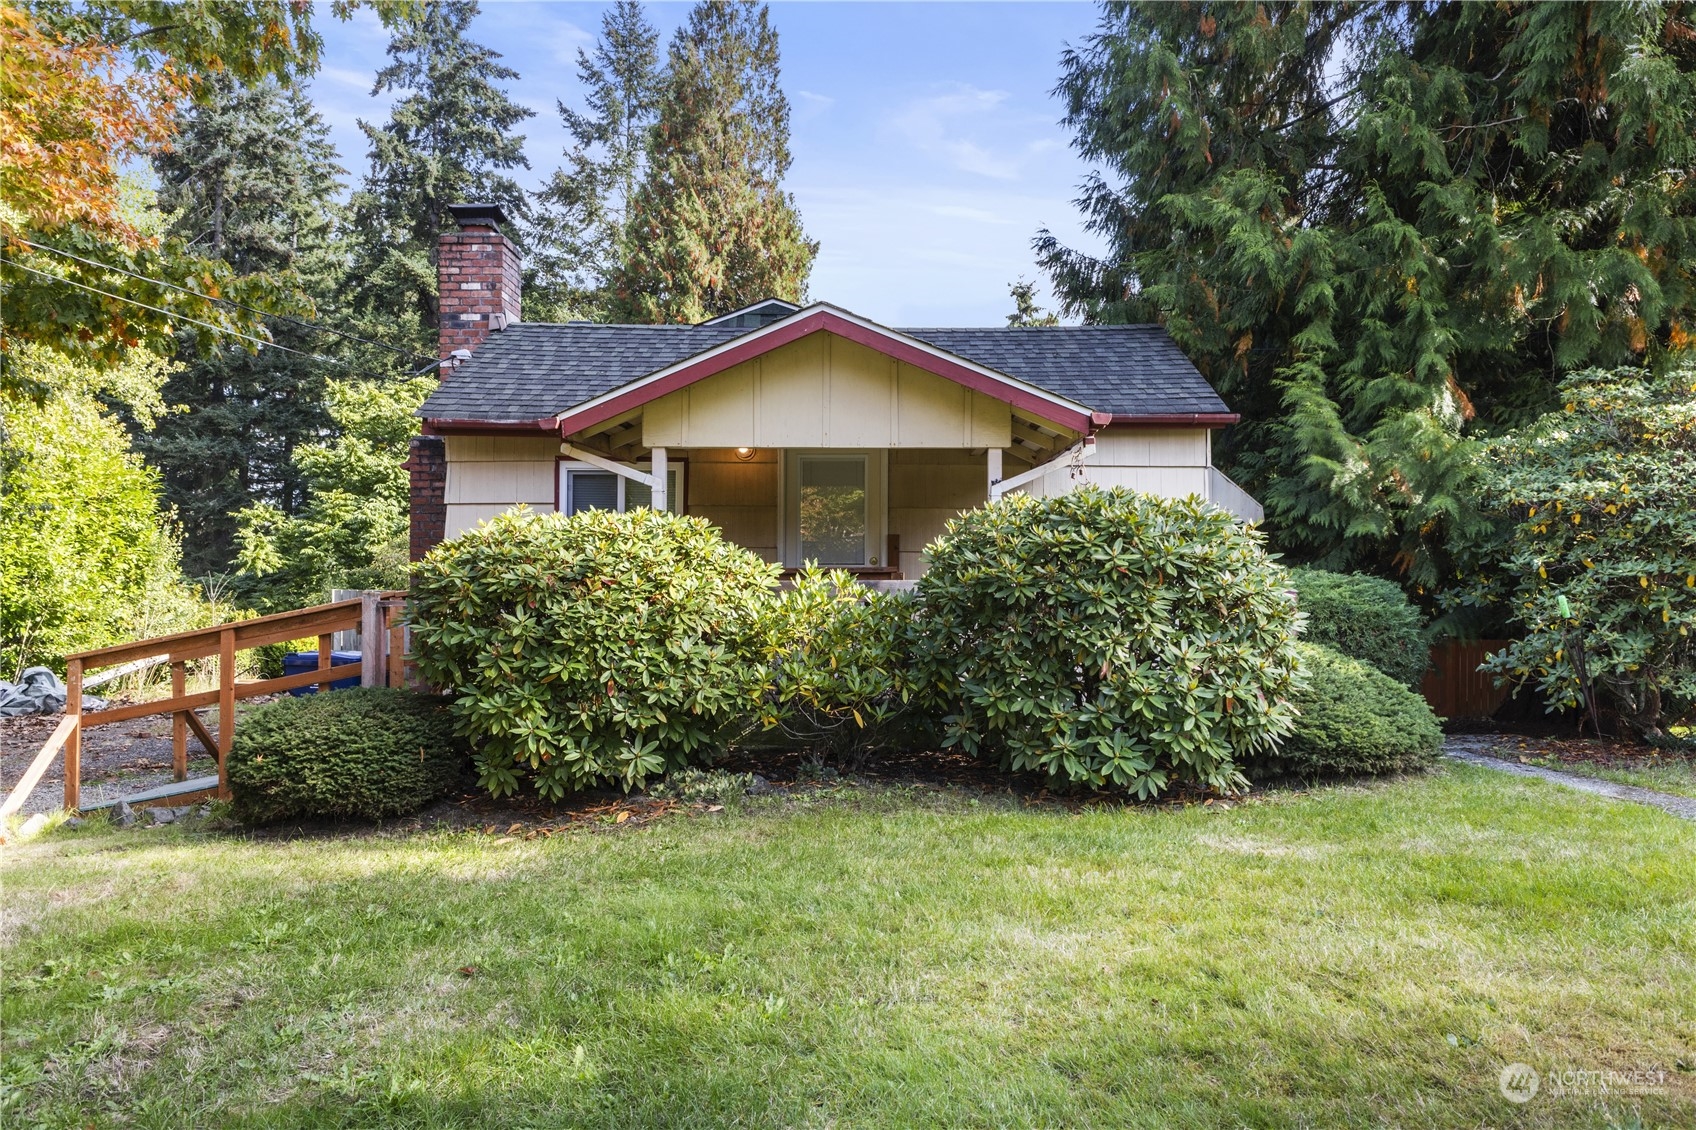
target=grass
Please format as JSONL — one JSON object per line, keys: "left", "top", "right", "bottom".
{"left": 3, "top": 765, "right": 1693, "bottom": 1128}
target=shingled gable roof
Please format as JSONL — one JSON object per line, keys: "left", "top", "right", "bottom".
{"left": 417, "top": 301, "right": 1234, "bottom": 431}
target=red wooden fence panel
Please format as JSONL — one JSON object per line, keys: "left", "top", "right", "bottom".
{"left": 1421, "top": 639, "right": 1514, "bottom": 720}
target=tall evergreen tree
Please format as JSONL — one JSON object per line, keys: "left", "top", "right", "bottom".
{"left": 611, "top": 0, "right": 816, "bottom": 323}
{"left": 1038, "top": 2, "right": 1696, "bottom": 585}
{"left": 528, "top": 0, "right": 663, "bottom": 321}
{"left": 145, "top": 74, "right": 345, "bottom": 577}
{"left": 344, "top": 0, "right": 533, "bottom": 358}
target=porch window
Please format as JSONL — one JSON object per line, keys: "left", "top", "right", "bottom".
{"left": 559, "top": 463, "right": 682, "bottom": 515}
{"left": 783, "top": 450, "right": 886, "bottom": 567}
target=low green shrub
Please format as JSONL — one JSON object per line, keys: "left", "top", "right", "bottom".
{"left": 1252, "top": 643, "right": 1443, "bottom": 779}
{"left": 228, "top": 687, "right": 465, "bottom": 823}
{"left": 409, "top": 507, "right": 779, "bottom": 798}
{"left": 1288, "top": 568, "right": 1427, "bottom": 687}
{"left": 646, "top": 768, "right": 761, "bottom": 803}
{"left": 910, "top": 487, "right": 1303, "bottom": 796}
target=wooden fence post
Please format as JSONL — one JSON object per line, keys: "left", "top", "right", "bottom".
{"left": 63, "top": 659, "right": 82, "bottom": 812}
{"left": 387, "top": 603, "right": 405, "bottom": 689}
{"left": 317, "top": 633, "right": 333, "bottom": 693}
{"left": 360, "top": 592, "right": 382, "bottom": 688}
{"left": 171, "top": 661, "right": 187, "bottom": 781}
{"left": 218, "top": 627, "right": 235, "bottom": 798}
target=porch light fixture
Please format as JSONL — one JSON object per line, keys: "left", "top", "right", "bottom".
{"left": 735, "top": 446, "right": 757, "bottom": 461}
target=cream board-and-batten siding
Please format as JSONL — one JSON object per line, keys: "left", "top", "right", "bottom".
{"left": 442, "top": 435, "right": 557, "bottom": 538}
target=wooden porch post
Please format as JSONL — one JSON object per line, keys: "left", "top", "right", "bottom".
{"left": 986, "top": 448, "right": 1003, "bottom": 500}
{"left": 651, "top": 447, "right": 668, "bottom": 512}
{"left": 63, "top": 659, "right": 82, "bottom": 812}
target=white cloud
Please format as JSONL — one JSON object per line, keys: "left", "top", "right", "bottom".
{"left": 796, "top": 89, "right": 836, "bottom": 109}
{"left": 887, "top": 84, "right": 1057, "bottom": 181}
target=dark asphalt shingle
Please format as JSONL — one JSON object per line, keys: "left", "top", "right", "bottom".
{"left": 418, "top": 319, "right": 1229, "bottom": 423}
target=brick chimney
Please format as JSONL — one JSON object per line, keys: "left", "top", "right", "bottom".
{"left": 437, "top": 203, "right": 522, "bottom": 361}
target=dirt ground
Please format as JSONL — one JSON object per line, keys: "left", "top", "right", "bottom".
{"left": 0, "top": 700, "right": 272, "bottom": 816}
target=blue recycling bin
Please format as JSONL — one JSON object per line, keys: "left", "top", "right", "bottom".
{"left": 281, "top": 650, "right": 362, "bottom": 695}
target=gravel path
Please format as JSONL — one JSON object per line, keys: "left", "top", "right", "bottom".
{"left": 1444, "top": 736, "right": 1696, "bottom": 823}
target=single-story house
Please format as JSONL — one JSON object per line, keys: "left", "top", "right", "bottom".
{"left": 408, "top": 204, "right": 1261, "bottom": 578}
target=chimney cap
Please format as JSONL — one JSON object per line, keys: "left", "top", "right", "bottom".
{"left": 448, "top": 203, "right": 511, "bottom": 233}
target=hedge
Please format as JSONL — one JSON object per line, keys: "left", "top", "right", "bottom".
{"left": 1288, "top": 567, "right": 1428, "bottom": 687}
{"left": 1252, "top": 643, "right": 1444, "bottom": 779}
{"left": 228, "top": 687, "right": 466, "bottom": 823}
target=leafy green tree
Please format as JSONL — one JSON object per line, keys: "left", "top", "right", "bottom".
{"left": 233, "top": 375, "right": 434, "bottom": 610}
{"left": 1457, "top": 363, "right": 1696, "bottom": 741}
{"left": 1006, "top": 278, "right": 1059, "bottom": 327}
{"left": 1039, "top": 2, "right": 1696, "bottom": 585}
{"left": 343, "top": 0, "right": 533, "bottom": 359}
{"left": 143, "top": 74, "right": 346, "bottom": 577}
{"left": 529, "top": 0, "right": 663, "bottom": 321}
{"left": 612, "top": 0, "right": 816, "bottom": 323}
{"left": 0, "top": 346, "right": 216, "bottom": 674}
{"left": 1, "top": 1, "right": 353, "bottom": 391}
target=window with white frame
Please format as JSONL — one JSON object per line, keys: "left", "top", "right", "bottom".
{"left": 558, "top": 462, "right": 682, "bottom": 515}
{"left": 783, "top": 450, "right": 886, "bottom": 567}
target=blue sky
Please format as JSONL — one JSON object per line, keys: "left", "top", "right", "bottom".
{"left": 310, "top": 1, "right": 1108, "bottom": 325}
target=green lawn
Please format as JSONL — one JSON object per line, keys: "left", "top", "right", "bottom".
{"left": 3, "top": 765, "right": 1693, "bottom": 1128}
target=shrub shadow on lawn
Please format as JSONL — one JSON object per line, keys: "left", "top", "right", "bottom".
{"left": 200, "top": 745, "right": 1441, "bottom": 846}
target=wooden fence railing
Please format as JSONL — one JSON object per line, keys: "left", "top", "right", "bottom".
{"left": 0, "top": 591, "right": 410, "bottom": 818}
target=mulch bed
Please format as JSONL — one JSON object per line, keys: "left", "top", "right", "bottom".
{"left": 1477, "top": 732, "right": 1691, "bottom": 771}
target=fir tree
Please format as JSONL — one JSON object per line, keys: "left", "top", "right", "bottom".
{"left": 529, "top": 0, "right": 663, "bottom": 321}
{"left": 344, "top": 0, "right": 533, "bottom": 357}
{"left": 1006, "top": 278, "right": 1059, "bottom": 327}
{"left": 1038, "top": 2, "right": 1696, "bottom": 585}
{"left": 612, "top": 0, "right": 817, "bottom": 323}
{"left": 145, "top": 74, "right": 344, "bottom": 577}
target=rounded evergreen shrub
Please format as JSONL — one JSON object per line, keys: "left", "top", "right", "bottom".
{"left": 408, "top": 507, "right": 780, "bottom": 799}
{"left": 1287, "top": 567, "right": 1427, "bottom": 687}
{"left": 228, "top": 687, "right": 466, "bottom": 824}
{"left": 910, "top": 487, "right": 1303, "bottom": 796}
{"left": 1251, "top": 643, "right": 1443, "bottom": 779}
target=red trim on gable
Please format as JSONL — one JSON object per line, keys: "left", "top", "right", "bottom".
{"left": 553, "top": 311, "right": 1096, "bottom": 436}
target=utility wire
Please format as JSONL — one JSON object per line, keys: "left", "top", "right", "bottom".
{"left": 11, "top": 237, "right": 431, "bottom": 363}
{"left": 6, "top": 260, "right": 447, "bottom": 380}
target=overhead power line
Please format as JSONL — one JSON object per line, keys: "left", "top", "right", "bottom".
{"left": 12, "top": 238, "right": 431, "bottom": 363}
{"left": 5, "top": 260, "right": 452, "bottom": 381}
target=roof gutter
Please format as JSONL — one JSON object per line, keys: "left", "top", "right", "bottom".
{"left": 421, "top": 417, "right": 558, "bottom": 435}
{"left": 1096, "top": 412, "right": 1240, "bottom": 429}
